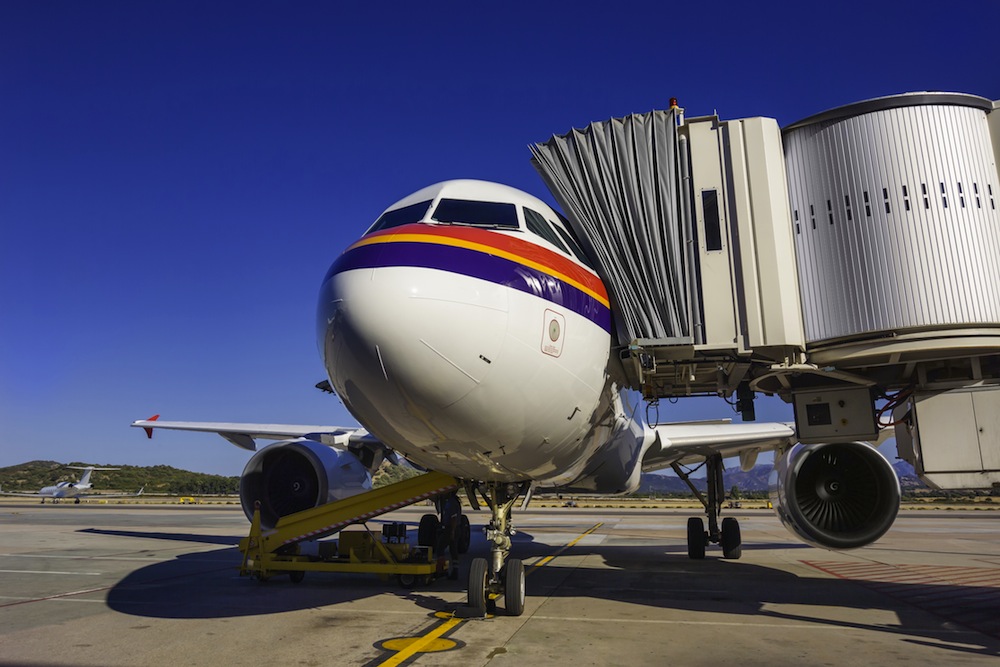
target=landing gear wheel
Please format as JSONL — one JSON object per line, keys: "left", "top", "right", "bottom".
{"left": 397, "top": 573, "right": 417, "bottom": 588}
{"left": 503, "top": 558, "right": 525, "bottom": 616}
{"left": 74, "top": 498, "right": 81, "bottom": 504}
{"left": 687, "top": 517, "right": 706, "bottom": 559}
{"left": 418, "top": 514, "right": 439, "bottom": 547}
{"left": 721, "top": 517, "right": 742, "bottom": 559}
{"left": 289, "top": 570, "right": 305, "bottom": 583}
{"left": 458, "top": 515, "right": 471, "bottom": 554}
{"left": 468, "top": 557, "right": 488, "bottom": 612}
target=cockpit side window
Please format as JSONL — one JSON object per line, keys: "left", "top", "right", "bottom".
{"left": 431, "top": 199, "right": 519, "bottom": 228}
{"left": 552, "top": 213, "right": 596, "bottom": 269}
{"left": 523, "top": 207, "right": 570, "bottom": 255}
{"left": 369, "top": 200, "right": 432, "bottom": 233}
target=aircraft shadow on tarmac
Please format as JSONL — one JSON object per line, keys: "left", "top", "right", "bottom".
{"left": 79, "top": 528, "right": 238, "bottom": 546}
{"left": 95, "top": 522, "right": 1000, "bottom": 659}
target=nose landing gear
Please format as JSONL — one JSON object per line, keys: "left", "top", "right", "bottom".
{"left": 465, "top": 481, "right": 529, "bottom": 616}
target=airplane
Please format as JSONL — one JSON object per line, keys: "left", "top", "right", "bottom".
{"left": 133, "top": 179, "right": 900, "bottom": 616}
{"left": 0, "top": 466, "right": 144, "bottom": 504}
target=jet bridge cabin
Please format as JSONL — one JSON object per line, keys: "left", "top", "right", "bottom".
{"left": 532, "top": 91, "right": 1000, "bottom": 490}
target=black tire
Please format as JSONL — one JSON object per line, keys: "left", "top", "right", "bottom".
{"left": 398, "top": 573, "right": 417, "bottom": 588}
{"left": 289, "top": 570, "right": 305, "bottom": 583}
{"left": 721, "top": 517, "right": 742, "bottom": 559}
{"left": 687, "top": 517, "right": 706, "bottom": 559}
{"left": 468, "top": 557, "right": 488, "bottom": 611}
{"left": 504, "top": 559, "right": 526, "bottom": 616}
{"left": 458, "top": 515, "right": 471, "bottom": 554}
{"left": 418, "top": 514, "right": 439, "bottom": 547}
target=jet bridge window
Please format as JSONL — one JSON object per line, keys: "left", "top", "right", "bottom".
{"left": 702, "top": 189, "right": 723, "bottom": 251}
{"left": 523, "top": 207, "right": 570, "bottom": 254}
{"left": 369, "top": 200, "right": 432, "bottom": 233}
{"left": 431, "top": 199, "right": 519, "bottom": 229}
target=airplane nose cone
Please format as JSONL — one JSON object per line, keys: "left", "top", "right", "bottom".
{"left": 319, "top": 263, "right": 508, "bottom": 419}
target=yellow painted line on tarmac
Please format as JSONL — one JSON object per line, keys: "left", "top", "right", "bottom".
{"left": 528, "top": 522, "right": 603, "bottom": 575}
{"left": 375, "top": 615, "right": 465, "bottom": 666}
{"left": 372, "top": 522, "right": 603, "bottom": 666}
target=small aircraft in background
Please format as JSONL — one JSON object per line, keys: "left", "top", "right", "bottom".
{"left": 0, "top": 466, "right": 144, "bottom": 504}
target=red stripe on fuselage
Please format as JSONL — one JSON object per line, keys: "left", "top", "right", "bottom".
{"left": 359, "top": 223, "right": 608, "bottom": 303}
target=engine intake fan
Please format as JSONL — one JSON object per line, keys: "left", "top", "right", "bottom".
{"left": 770, "top": 441, "right": 899, "bottom": 550}
{"left": 240, "top": 438, "right": 371, "bottom": 529}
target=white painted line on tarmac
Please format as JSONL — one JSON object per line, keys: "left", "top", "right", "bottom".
{"left": 0, "top": 569, "right": 103, "bottom": 575}
{"left": 0, "top": 595, "right": 104, "bottom": 603}
{"left": 0, "top": 553, "right": 226, "bottom": 563}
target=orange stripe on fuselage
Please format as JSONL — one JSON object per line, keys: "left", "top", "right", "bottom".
{"left": 351, "top": 224, "right": 609, "bottom": 308}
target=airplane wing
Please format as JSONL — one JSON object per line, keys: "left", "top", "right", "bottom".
{"left": 130, "top": 416, "right": 376, "bottom": 451}
{"left": 641, "top": 421, "right": 799, "bottom": 473}
{"left": 78, "top": 486, "right": 145, "bottom": 499}
{"left": 0, "top": 489, "right": 50, "bottom": 497}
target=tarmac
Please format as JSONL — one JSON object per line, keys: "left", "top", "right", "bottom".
{"left": 1, "top": 500, "right": 999, "bottom": 666}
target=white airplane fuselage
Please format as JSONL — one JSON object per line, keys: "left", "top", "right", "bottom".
{"left": 38, "top": 481, "right": 89, "bottom": 499}
{"left": 318, "top": 180, "right": 616, "bottom": 485}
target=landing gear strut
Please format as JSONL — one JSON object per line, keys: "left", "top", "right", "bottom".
{"left": 673, "top": 454, "right": 742, "bottom": 560}
{"left": 465, "top": 481, "right": 528, "bottom": 616}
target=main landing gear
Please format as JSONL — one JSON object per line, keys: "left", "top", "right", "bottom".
{"left": 673, "top": 453, "right": 742, "bottom": 560}
{"left": 463, "top": 481, "right": 529, "bottom": 616}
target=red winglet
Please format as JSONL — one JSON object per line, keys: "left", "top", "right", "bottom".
{"left": 143, "top": 414, "right": 160, "bottom": 439}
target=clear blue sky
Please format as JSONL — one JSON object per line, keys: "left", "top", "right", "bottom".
{"left": 2, "top": 2, "right": 998, "bottom": 475}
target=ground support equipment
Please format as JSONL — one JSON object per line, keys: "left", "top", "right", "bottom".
{"left": 239, "top": 471, "right": 459, "bottom": 585}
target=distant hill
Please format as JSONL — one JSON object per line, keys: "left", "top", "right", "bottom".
{"left": 638, "top": 459, "right": 925, "bottom": 495}
{"left": 1, "top": 457, "right": 928, "bottom": 499}
{"left": 0, "top": 460, "right": 239, "bottom": 495}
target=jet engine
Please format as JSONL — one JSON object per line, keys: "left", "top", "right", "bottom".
{"left": 769, "top": 441, "right": 899, "bottom": 550}
{"left": 239, "top": 438, "right": 372, "bottom": 528}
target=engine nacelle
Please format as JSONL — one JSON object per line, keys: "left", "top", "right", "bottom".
{"left": 240, "top": 438, "right": 372, "bottom": 528}
{"left": 769, "top": 441, "right": 899, "bottom": 550}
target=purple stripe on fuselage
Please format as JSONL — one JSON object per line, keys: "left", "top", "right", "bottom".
{"left": 330, "top": 241, "right": 612, "bottom": 333}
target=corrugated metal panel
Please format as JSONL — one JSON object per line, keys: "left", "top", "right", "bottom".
{"left": 784, "top": 98, "right": 1000, "bottom": 344}
{"left": 530, "top": 110, "right": 691, "bottom": 346}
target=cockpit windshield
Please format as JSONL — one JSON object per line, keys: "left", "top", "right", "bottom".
{"left": 431, "top": 199, "right": 519, "bottom": 229}
{"left": 369, "top": 200, "right": 431, "bottom": 233}
{"left": 524, "top": 208, "right": 570, "bottom": 254}
{"left": 553, "top": 213, "right": 595, "bottom": 269}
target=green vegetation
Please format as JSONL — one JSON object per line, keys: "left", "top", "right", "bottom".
{"left": 0, "top": 460, "right": 239, "bottom": 496}
{"left": 372, "top": 461, "right": 423, "bottom": 487}
{"left": 0, "top": 459, "right": 426, "bottom": 495}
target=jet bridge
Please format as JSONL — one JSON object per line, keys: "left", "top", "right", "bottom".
{"left": 532, "top": 102, "right": 806, "bottom": 400}
{"left": 533, "top": 92, "right": 1000, "bottom": 489}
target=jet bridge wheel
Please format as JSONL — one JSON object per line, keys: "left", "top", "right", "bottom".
{"left": 468, "top": 557, "right": 489, "bottom": 611}
{"left": 687, "top": 517, "right": 706, "bottom": 559}
{"left": 503, "top": 559, "right": 525, "bottom": 616}
{"left": 721, "top": 517, "right": 742, "bottom": 559}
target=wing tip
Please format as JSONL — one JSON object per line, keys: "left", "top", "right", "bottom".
{"left": 142, "top": 414, "right": 160, "bottom": 439}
